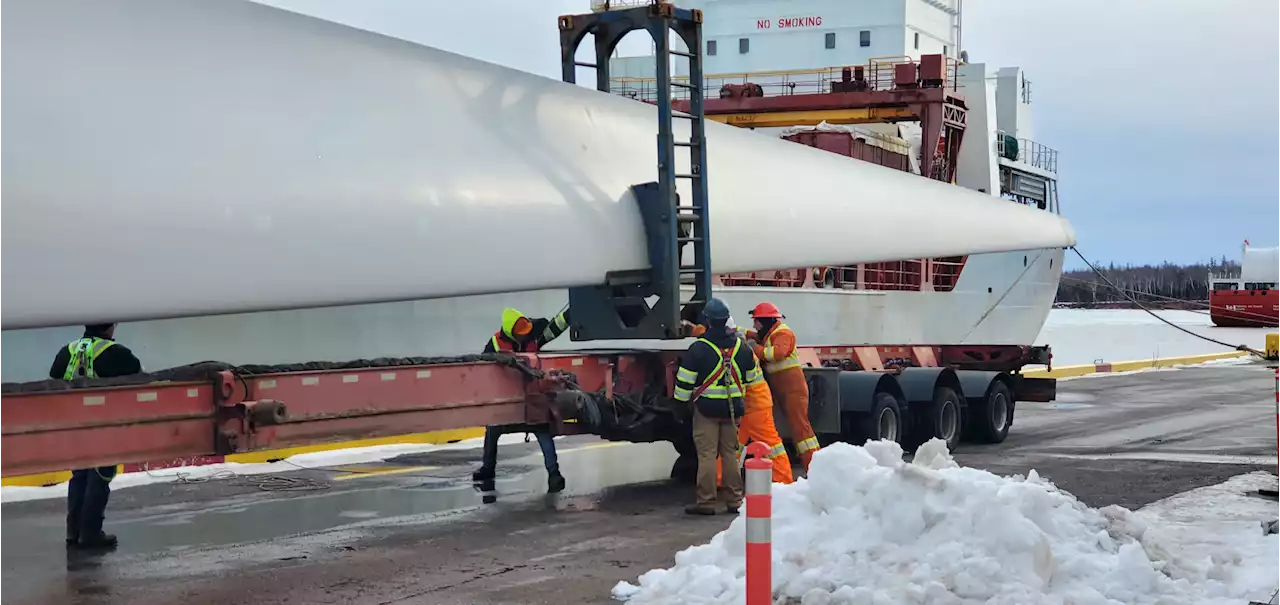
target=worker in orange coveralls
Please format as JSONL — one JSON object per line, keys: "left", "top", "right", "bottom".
{"left": 715, "top": 315, "right": 794, "bottom": 485}
{"left": 747, "top": 302, "right": 820, "bottom": 470}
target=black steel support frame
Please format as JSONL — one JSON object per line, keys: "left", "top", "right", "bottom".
{"left": 557, "top": 3, "right": 711, "bottom": 340}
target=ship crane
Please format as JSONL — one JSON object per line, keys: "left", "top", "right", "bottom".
{"left": 2, "top": 0, "right": 1074, "bottom": 480}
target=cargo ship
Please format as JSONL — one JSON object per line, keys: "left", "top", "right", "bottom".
{"left": 0, "top": 0, "right": 1066, "bottom": 381}
{"left": 1208, "top": 243, "right": 1279, "bottom": 328}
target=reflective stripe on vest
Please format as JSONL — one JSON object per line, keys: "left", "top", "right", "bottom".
{"left": 676, "top": 338, "right": 747, "bottom": 402}
{"left": 63, "top": 337, "right": 115, "bottom": 380}
{"left": 762, "top": 323, "right": 803, "bottom": 373}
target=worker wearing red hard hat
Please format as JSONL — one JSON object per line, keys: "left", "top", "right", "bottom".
{"left": 747, "top": 302, "right": 821, "bottom": 470}
{"left": 473, "top": 306, "right": 572, "bottom": 493}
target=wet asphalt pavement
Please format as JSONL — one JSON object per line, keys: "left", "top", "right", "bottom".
{"left": 3, "top": 362, "right": 1277, "bottom": 605}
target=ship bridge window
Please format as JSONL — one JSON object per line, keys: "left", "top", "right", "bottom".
{"left": 707, "top": 40, "right": 717, "bottom": 55}
{"left": 1246, "top": 282, "right": 1275, "bottom": 291}
{"left": 826, "top": 32, "right": 836, "bottom": 49}
{"left": 1213, "top": 282, "right": 1237, "bottom": 291}
{"left": 739, "top": 37, "right": 749, "bottom": 54}
{"left": 914, "top": 32, "right": 920, "bottom": 49}
{"left": 859, "top": 30, "right": 871, "bottom": 47}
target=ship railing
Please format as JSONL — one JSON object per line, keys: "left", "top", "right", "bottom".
{"left": 589, "top": 0, "right": 663, "bottom": 12}
{"left": 996, "top": 131, "right": 1059, "bottom": 173}
{"left": 718, "top": 257, "right": 967, "bottom": 293}
{"left": 609, "top": 55, "right": 961, "bottom": 103}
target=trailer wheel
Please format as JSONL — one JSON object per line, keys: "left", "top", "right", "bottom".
{"left": 970, "top": 380, "right": 1013, "bottom": 444}
{"left": 851, "top": 392, "right": 902, "bottom": 444}
{"left": 924, "top": 387, "right": 962, "bottom": 450}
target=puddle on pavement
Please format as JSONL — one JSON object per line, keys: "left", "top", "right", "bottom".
{"left": 43, "top": 441, "right": 678, "bottom": 555}
{"left": 1, "top": 441, "right": 679, "bottom": 601}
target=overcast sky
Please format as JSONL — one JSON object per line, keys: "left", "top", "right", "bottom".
{"left": 258, "top": 0, "right": 1279, "bottom": 267}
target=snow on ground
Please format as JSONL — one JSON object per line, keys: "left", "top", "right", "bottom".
{"left": 1137, "top": 472, "right": 1279, "bottom": 602}
{"left": 0, "top": 432, "right": 536, "bottom": 504}
{"left": 611, "top": 440, "right": 1279, "bottom": 605}
{"left": 1038, "top": 309, "right": 1271, "bottom": 366}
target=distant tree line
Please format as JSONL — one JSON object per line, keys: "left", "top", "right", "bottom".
{"left": 1055, "top": 258, "right": 1240, "bottom": 307}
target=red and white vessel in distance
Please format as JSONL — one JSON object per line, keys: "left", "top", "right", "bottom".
{"left": 1208, "top": 242, "right": 1279, "bottom": 328}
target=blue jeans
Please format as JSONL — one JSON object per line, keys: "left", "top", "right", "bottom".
{"left": 480, "top": 424, "right": 559, "bottom": 472}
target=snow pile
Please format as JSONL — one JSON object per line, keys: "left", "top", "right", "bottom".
{"left": 612, "top": 439, "right": 1277, "bottom": 605}
{"left": 1136, "top": 472, "right": 1279, "bottom": 601}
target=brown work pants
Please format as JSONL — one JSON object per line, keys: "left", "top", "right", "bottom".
{"left": 693, "top": 407, "right": 742, "bottom": 508}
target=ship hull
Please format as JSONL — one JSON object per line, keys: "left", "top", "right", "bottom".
{"left": 1209, "top": 290, "right": 1279, "bottom": 328}
{"left": 0, "top": 248, "right": 1062, "bottom": 382}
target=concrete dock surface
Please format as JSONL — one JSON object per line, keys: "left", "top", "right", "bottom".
{"left": 3, "top": 362, "right": 1276, "bottom": 604}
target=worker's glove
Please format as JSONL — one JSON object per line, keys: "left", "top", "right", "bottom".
{"left": 680, "top": 320, "right": 706, "bottom": 338}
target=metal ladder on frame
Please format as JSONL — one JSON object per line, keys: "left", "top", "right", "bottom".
{"left": 557, "top": 2, "right": 712, "bottom": 340}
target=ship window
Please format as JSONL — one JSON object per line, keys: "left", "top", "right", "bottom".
{"left": 942, "top": 45, "right": 948, "bottom": 56}
{"left": 707, "top": 40, "right": 717, "bottom": 56}
{"left": 914, "top": 32, "right": 920, "bottom": 49}
{"left": 859, "top": 30, "right": 871, "bottom": 47}
{"left": 825, "top": 32, "right": 836, "bottom": 49}
{"left": 739, "top": 37, "right": 749, "bottom": 54}
{"left": 1213, "top": 282, "right": 1237, "bottom": 291}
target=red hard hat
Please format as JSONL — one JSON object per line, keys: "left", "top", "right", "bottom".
{"left": 749, "top": 302, "right": 783, "bottom": 319}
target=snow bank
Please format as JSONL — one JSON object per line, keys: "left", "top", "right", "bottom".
{"left": 612, "top": 439, "right": 1278, "bottom": 605}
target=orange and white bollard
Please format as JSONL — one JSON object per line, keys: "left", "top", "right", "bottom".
{"left": 744, "top": 441, "right": 773, "bottom": 605}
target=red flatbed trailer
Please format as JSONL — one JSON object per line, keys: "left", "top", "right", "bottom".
{"left": 1, "top": 344, "right": 1055, "bottom": 478}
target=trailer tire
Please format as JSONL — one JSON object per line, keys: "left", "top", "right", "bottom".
{"left": 851, "top": 391, "right": 902, "bottom": 444}
{"left": 924, "top": 387, "right": 962, "bottom": 451}
{"left": 970, "top": 380, "right": 1013, "bottom": 444}
{"left": 670, "top": 436, "right": 698, "bottom": 484}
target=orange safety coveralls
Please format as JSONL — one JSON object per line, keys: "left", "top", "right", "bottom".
{"left": 716, "top": 367, "right": 795, "bottom": 485}
{"left": 749, "top": 323, "right": 820, "bottom": 469}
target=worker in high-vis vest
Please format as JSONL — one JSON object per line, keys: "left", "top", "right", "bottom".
{"left": 716, "top": 316, "right": 794, "bottom": 485}
{"left": 747, "top": 302, "right": 820, "bottom": 470}
{"left": 49, "top": 323, "right": 143, "bottom": 550}
{"left": 673, "top": 298, "right": 756, "bottom": 515}
{"left": 473, "top": 306, "right": 572, "bottom": 493}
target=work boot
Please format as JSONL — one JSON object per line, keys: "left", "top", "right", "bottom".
{"left": 547, "top": 468, "right": 566, "bottom": 494}
{"left": 77, "top": 532, "right": 118, "bottom": 550}
{"left": 725, "top": 504, "right": 741, "bottom": 514}
{"left": 684, "top": 504, "right": 716, "bottom": 516}
{"left": 471, "top": 466, "right": 495, "bottom": 482}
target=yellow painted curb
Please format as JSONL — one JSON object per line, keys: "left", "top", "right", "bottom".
{"left": 1021, "top": 350, "right": 1250, "bottom": 379}
{"left": 223, "top": 427, "right": 486, "bottom": 464}
{"left": 1, "top": 427, "right": 486, "bottom": 487}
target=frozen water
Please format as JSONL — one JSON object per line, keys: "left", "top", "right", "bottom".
{"left": 612, "top": 439, "right": 1279, "bottom": 605}
{"left": 1037, "top": 309, "right": 1271, "bottom": 366}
